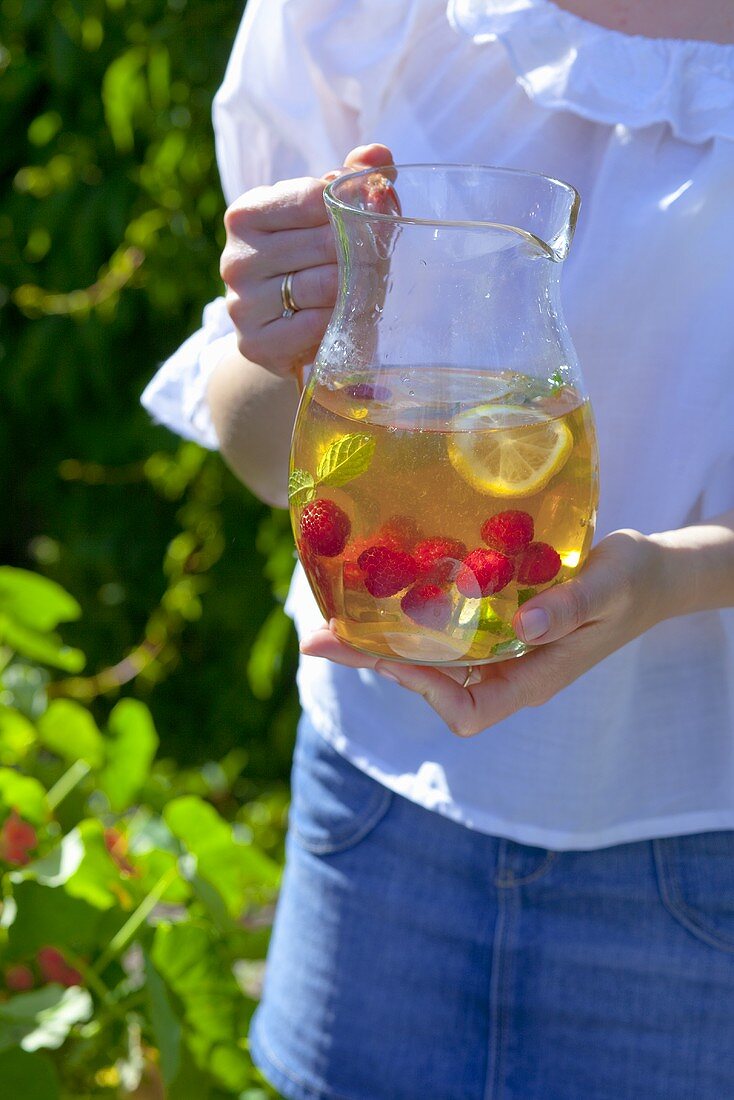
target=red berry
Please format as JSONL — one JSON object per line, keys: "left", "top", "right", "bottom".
{"left": 344, "top": 383, "right": 391, "bottom": 402}
{"left": 0, "top": 810, "right": 37, "bottom": 867}
{"left": 37, "top": 947, "right": 83, "bottom": 988}
{"left": 481, "top": 510, "right": 534, "bottom": 555}
{"left": 377, "top": 514, "right": 421, "bottom": 552}
{"left": 300, "top": 499, "right": 351, "bottom": 557}
{"left": 400, "top": 584, "right": 452, "bottom": 630}
{"left": 413, "top": 537, "right": 468, "bottom": 584}
{"left": 5, "top": 964, "right": 34, "bottom": 993}
{"left": 104, "top": 828, "right": 137, "bottom": 877}
{"left": 301, "top": 546, "right": 338, "bottom": 618}
{"left": 362, "top": 173, "right": 401, "bottom": 216}
{"left": 456, "top": 549, "right": 514, "bottom": 597}
{"left": 516, "top": 542, "right": 562, "bottom": 585}
{"left": 357, "top": 545, "right": 418, "bottom": 598}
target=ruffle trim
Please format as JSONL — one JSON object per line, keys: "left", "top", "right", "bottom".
{"left": 448, "top": 0, "right": 734, "bottom": 142}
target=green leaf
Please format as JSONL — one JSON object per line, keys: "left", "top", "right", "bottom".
{"left": 0, "top": 706, "right": 37, "bottom": 764}
{"left": 0, "top": 985, "right": 92, "bottom": 1053}
{"left": 0, "top": 616, "right": 84, "bottom": 673}
{"left": 151, "top": 922, "right": 250, "bottom": 1090}
{"left": 316, "top": 432, "right": 375, "bottom": 487}
{"left": 164, "top": 797, "right": 280, "bottom": 918}
{"left": 246, "top": 605, "right": 293, "bottom": 701}
{"left": 6, "top": 882, "right": 104, "bottom": 958}
{"left": 287, "top": 469, "right": 315, "bottom": 507}
{"left": 100, "top": 699, "right": 158, "bottom": 811}
{"left": 0, "top": 568, "right": 80, "bottom": 632}
{"left": 15, "top": 822, "right": 123, "bottom": 910}
{"left": 491, "top": 638, "right": 526, "bottom": 658}
{"left": 143, "top": 949, "right": 182, "bottom": 1086}
{"left": 37, "top": 700, "right": 104, "bottom": 768}
{"left": 475, "top": 601, "right": 513, "bottom": 637}
{"left": 0, "top": 1049, "right": 60, "bottom": 1098}
{"left": 0, "top": 770, "right": 47, "bottom": 823}
{"left": 517, "top": 587, "right": 537, "bottom": 607}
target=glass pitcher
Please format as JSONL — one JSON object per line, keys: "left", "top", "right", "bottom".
{"left": 289, "top": 164, "right": 598, "bottom": 666}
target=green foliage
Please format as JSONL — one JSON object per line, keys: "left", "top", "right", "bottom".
{"left": 2, "top": 0, "right": 299, "bottom": 1091}
{"left": 1, "top": 0, "right": 301, "bottom": 773}
{"left": 0, "top": 568, "right": 286, "bottom": 1097}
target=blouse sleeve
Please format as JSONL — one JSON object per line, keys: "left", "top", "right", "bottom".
{"left": 141, "top": 0, "right": 375, "bottom": 447}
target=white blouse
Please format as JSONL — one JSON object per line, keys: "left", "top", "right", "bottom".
{"left": 142, "top": 0, "right": 734, "bottom": 850}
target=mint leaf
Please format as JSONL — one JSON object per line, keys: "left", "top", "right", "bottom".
{"left": 517, "top": 587, "right": 536, "bottom": 606}
{"left": 287, "top": 469, "right": 315, "bottom": 507}
{"left": 491, "top": 638, "right": 525, "bottom": 658}
{"left": 548, "top": 368, "right": 566, "bottom": 392}
{"left": 316, "top": 433, "right": 375, "bottom": 487}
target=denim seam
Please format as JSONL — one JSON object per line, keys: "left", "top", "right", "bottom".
{"left": 653, "top": 838, "right": 734, "bottom": 954}
{"left": 485, "top": 838, "right": 516, "bottom": 1100}
{"left": 252, "top": 1017, "right": 349, "bottom": 1100}
{"left": 497, "top": 851, "right": 557, "bottom": 887}
{"left": 292, "top": 787, "right": 394, "bottom": 855}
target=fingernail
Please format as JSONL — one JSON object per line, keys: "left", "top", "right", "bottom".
{"left": 519, "top": 607, "right": 550, "bottom": 641}
{"left": 467, "top": 669, "right": 483, "bottom": 685}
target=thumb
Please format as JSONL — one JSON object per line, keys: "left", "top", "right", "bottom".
{"left": 513, "top": 577, "right": 596, "bottom": 645}
{"left": 322, "top": 143, "right": 395, "bottom": 182}
{"left": 512, "top": 531, "right": 650, "bottom": 644}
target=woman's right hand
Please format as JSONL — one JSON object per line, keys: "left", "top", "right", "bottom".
{"left": 220, "top": 143, "right": 394, "bottom": 378}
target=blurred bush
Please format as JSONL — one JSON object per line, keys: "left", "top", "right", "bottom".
{"left": 0, "top": 566, "right": 286, "bottom": 1098}
{"left": 0, "top": 0, "right": 301, "bottom": 774}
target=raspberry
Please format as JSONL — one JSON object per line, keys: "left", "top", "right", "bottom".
{"left": 300, "top": 499, "right": 351, "bottom": 557}
{"left": 401, "top": 584, "right": 452, "bottom": 630}
{"left": 343, "top": 560, "right": 365, "bottom": 591}
{"left": 344, "top": 383, "right": 391, "bottom": 402}
{"left": 413, "top": 537, "right": 468, "bottom": 584}
{"left": 357, "top": 545, "right": 418, "bottom": 598}
{"left": 516, "top": 542, "right": 562, "bottom": 585}
{"left": 5, "top": 964, "right": 34, "bottom": 993}
{"left": 37, "top": 947, "right": 83, "bottom": 988}
{"left": 0, "top": 810, "right": 37, "bottom": 867}
{"left": 456, "top": 548, "right": 514, "bottom": 597}
{"left": 481, "top": 510, "right": 534, "bottom": 555}
{"left": 362, "top": 173, "right": 401, "bottom": 216}
{"left": 377, "top": 514, "right": 422, "bottom": 552}
{"left": 302, "top": 546, "right": 338, "bottom": 617}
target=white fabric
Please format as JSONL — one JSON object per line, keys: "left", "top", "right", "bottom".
{"left": 142, "top": 0, "right": 734, "bottom": 850}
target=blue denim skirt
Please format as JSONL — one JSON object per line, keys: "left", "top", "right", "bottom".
{"left": 250, "top": 719, "right": 734, "bottom": 1100}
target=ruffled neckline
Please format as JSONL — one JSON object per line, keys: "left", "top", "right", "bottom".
{"left": 448, "top": 0, "right": 734, "bottom": 142}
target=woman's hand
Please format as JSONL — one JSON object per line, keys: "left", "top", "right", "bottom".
{"left": 220, "top": 143, "right": 394, "bottom": 378}
{"left": 301, "top": 517, "right": 734, "bottom": 737}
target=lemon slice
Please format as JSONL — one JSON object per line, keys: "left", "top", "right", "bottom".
{"left": 447, "top": 403, "right": 573, "bottom": 497}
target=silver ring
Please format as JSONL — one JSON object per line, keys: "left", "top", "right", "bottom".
{"left": 281, "top": 272, "right": 299, "bottom": 318}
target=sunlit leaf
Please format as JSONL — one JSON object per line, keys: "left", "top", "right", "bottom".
{"left": 287, "top": 469, "right": 315, "bottom": 507}
{"left": 15, "top": 822, "right": 124, "bottom": 910}
{"left": 0, "top": 616, "right": 84, "bottom": 673}
{"left": 164, "top": 797, "right": 279, "bottom": 918}
{"left": 0, "top": 706, "right": 36, "bottom": 763}
{"left": 0, "top": 985, "right": 92, "bottom": 1053}
{"left": 0, "top": 568, "right": 80, "bottom": 632}
{"left": 316, "top": 432, "right": 375, "bottom": 487}
{"left": 100, "top": 699, "right": 158, "bottom": 811}
{"left": 246, "top": 606, "right": 293, "bottom": 700}
{"left": 37, "top": 700, "right": 104, "bottom": 768}
{"left": 0, "top": 770, "right": 47, "bottom": 824}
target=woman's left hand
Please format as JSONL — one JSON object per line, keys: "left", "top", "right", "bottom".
{"left": 300, "top": 529, "right": 670, "bottom": 737}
